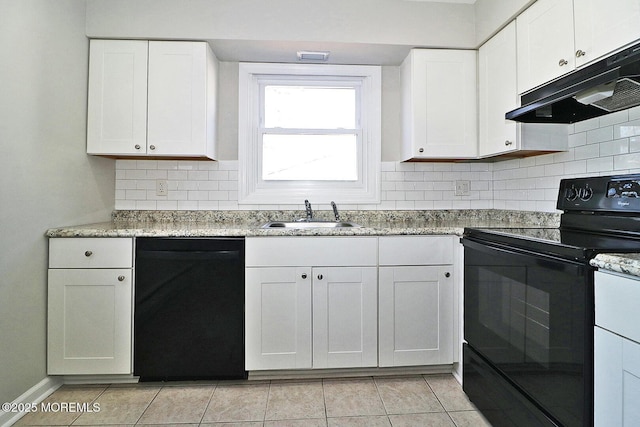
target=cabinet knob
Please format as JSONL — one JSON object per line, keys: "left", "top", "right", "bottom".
{"left": 445, "top": 272, "right": 451, "bottom": 278}
{"left": 558, "top": 59, "right": 568, "bottom": 67}
{"left": 418, "top": 148, "right": 424, "bottom": 153}
{"left": 301, "top": 273, "right": 307, "bottom": 279}
{"left": 505, "top": 140, "right": 513, "bottom": 146}
{"left": 84, "top": 250, "right": 93, "bottom": 257}
{"left": 134, "top": 144, "right": 141, "bottom": 150}
{"left": 117, "top": 275, "right": 126, "bottom": 282}
{"left": 149, "top": 145, "right": 156, "bottom": 150}
{"left": 317, "top": 274, "right": 323, "bottom": 280}
{"left": 576, "top": 49, "right": 586, "bottom": 58}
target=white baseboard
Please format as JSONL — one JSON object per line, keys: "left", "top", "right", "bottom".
{"left": 0, "top": 376, "right": 63, "bottom": 427}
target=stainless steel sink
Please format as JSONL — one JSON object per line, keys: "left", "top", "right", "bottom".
{"left": 262, "top": 221, "right": 362, "bottom": 229}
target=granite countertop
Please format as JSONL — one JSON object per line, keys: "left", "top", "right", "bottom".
{"left": 590, "top": 253, "right": 640, "bottom": 279}
{"left": 46, "top": 209, "right": 560, "bottom": 238}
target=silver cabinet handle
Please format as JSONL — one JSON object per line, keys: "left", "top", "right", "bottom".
{"left": 558, "top": 59, "right": 568, "bottom": 66}
{"left": 84, "top": 250, "right": 93, "bottom": 257}
{"left": 134, "top": 144, "right": 141, "bottom": 150}
{"left": 118, "top": 275, "right": 126, "bottom": 282}
{"left": 301, "top": 273, "right": 307, "bottom": 279}
{"left": 149, "top": 145, "right": 156, "bottom": 150}
{"left": 576, "top": 49, "right": 586, "bottom": 58}
{"left": 505, "top": 140, "right": 513, "bottom": 146}
{"left": 317, "top": 274, "right": 323, "bottom": 280}
{"left": 418, "top": 148, "right": 424, "bottom": 153}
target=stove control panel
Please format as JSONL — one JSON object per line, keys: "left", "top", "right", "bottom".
{"left": 557, "top": 174, "right": 640, "bottom": 213}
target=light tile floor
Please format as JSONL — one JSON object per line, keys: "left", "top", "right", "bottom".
{"left": 14, "top": 374, "right": 492, "bottom": 426}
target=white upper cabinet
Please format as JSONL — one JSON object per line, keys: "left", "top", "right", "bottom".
{"left": 147, "top": 42, "right": 217, "bottom": 158}
{"left": 87, "top": 40, "right": 218, "bottom": 159}
{"left": 516, "top": 0, "right": 575, "bottom": 94}
{"left": 479, "top": 21, "right": 519, "bottom": 157}
{"left": 87, "top": 40, "right": 148, "bottom": 155}
{"left": 517, "top": 0, "right": 640, "bottom": 94}
{"left": 401, "top": 49, "right": 477, "bottom": 160}
{"left": 479, "top": 21, "right": 568, "bottom": 157}
{"left": 573, "top": 0, "right": 640, "bottom": 68}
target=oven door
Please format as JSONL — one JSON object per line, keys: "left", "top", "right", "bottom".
{"left": 463, "top": 237, "right": 593, "bottom": 427}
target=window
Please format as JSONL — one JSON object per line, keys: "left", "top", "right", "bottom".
{"left": 238, "top": 63, "right": 381, "bottom": 205}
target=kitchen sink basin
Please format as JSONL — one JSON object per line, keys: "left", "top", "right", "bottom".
{"left": 261, "top": 221, "right": 362, "bottom": 229}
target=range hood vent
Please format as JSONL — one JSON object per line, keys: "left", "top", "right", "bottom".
{"left": 588, "top": 78, "right": 640, "bottom": 111}
{"left": 506, "top": 42, "right": 640, "bottom": 124}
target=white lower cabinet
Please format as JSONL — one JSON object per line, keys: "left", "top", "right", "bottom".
{"left": 594, "top": 270, "right": 640, "bottom": 426}
{"left": 245, "top": 266, "right": 312, "bottom": 370}
{"left": 245, "top": 237, "right": 378, "bottom": 371}
{"left": 245, "top": 265, "right": 377, "bottom": 371}
{"left": 312, "top": 266, "right": 378, "bottom": 369}
{"left": 378, "top": 236, "right": 455, "bottom": 367}
{"left": 47, "top": 238, "right": 133, "bottom": 375}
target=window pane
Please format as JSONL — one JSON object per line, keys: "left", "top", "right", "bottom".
{"left": 264, "top": 86, "right": 356, "bottom": 129}
{"left": 262, "top": 134, "right": 358, "bottom": 181}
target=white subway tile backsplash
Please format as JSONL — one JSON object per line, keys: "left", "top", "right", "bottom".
{"left": 599, "top": 138, "right": 629, "bottom": 156}
{"left": 614, "top": 153, "right": 640, "bottom": 170}
{"left": 587, "top": 126, "right": 613, "bottom": 144}
{"left": 599, "top": 110, "right": 629, "bottom": 126}
{"left": 114, "top": 111, "right": 640, "bottom": 212}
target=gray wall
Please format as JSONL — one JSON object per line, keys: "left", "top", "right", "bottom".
{"left": 86, "top": 0, "right": 476, "bottom": 48}
{"left": 474, "top": 0, "right": 534, "bottom": 45}
{"left": 0, "top": 0, "right": 114, "bottom": 404}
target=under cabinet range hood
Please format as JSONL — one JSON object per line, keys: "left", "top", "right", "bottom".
{"left": 507, "top": 41, "right": 640, "bottom": 123}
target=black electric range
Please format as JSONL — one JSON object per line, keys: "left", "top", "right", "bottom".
{"left": 462, "top": 174, "right": 640, "bottom": 427}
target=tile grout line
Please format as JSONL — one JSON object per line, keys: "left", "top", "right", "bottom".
{"left": 197, "top": 382, "right": 218, "bottom": 426}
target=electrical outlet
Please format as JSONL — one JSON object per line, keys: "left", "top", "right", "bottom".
{"left": 455, "top": 180, "right": 470, "bottom": 196}
{"left": 156, "top": 179, "right": 168, "bottom": 196}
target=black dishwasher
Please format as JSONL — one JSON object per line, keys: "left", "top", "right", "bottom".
{"left": 134, "top": 237, "right": 246, "bottom": 381}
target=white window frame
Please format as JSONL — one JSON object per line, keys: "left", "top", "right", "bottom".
{"left": 238, "top": 62, "right": 381, "bottom": 205}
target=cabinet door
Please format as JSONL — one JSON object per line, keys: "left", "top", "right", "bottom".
{"left": 47, "top": 269, "right": 132, "bottom": 374}
{"left": 401, "top": 49, "right": 477, "bottom": 159}
{"left": 147, "top": 41, "right": 210, "bottom": 156}
{"left": 516, "top": 0, "right": 574, "bottom": 93}
{"left": 312, "top": 267, "right": 377, "bottom": 369}
{"left": 595, "top": 327, "right": 640, "bottom": 426}
{"left": 245, "top": 267, "right": 312, "bottom": 370}
{"left": 379, "top": 266, "right": 453, "bottom": 367}
{"left": 574, "top": 0, "right": 640, "bottom": 68}
{"left": 87, "top": 40, "right": 148, "bottom": 155}
{"left": 478, "top": 22, "right": 518, "bottom": 157}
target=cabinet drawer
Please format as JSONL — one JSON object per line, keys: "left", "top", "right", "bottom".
{"left": 595, "top": 271, "right": 640, "bottom": 343}
{"left": 246, "top": 237, "right": 377, "bottom": 267}
{"left": 49, "top": 238, "right": 133, "bottom": 268}
{"left": 379, "top": 236, "right": 453, "bottom": 266}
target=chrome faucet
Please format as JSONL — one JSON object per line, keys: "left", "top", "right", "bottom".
{"left": 304, "top": 199, "right": 313, "bottom": 221}
{"left": 331, "top": 201, "right": 340, "bottom": 222}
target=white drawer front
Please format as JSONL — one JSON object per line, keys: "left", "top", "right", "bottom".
{"left": 49, "top": 238, "right": 133, "bottom": 268}
{"left": 246, "top": 237, "right": 377, "bottom": 267}
{"left": 379, "top": 236, "right": 453, "bottom": 266}
{"left": 595, "top": 271, "right": 640, "bottom": 343}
